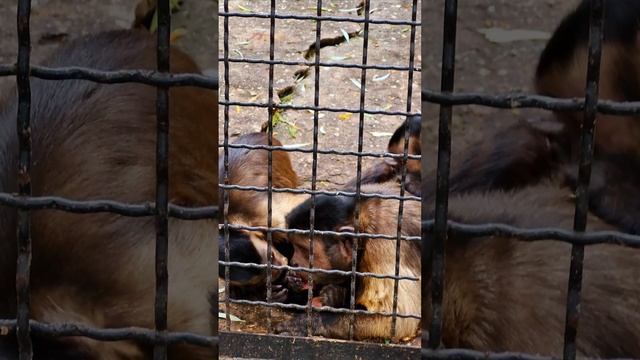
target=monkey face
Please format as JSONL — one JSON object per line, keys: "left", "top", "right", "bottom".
{"left": 286, "top": 232, "right": 353, "bottom": 287}
{"left": 219, "top": 229, "right": 289, "bottom": 287}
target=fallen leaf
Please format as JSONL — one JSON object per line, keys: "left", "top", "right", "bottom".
{"left": 371, "top": 132, "right": 393, "bottom": 137}
{"left": 350, "top": 78, "right": 363, "bottom": 90}
{"left": 218, "top": 312, "right": 244, "bottom": 322}
{"left": 373, "top": 73, "right": 391, "bottom": 82}
{"left": 338, "top": 113, "right": 353, "bottom": 121}
{"left": 340, "top": 28, "right": 350, "bottom": 43}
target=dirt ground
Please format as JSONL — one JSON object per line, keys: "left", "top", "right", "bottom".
{"left": 219, "top": 0, "right": 422, "bottom": 189}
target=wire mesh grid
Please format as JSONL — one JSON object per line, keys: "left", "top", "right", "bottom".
{"left": 219, "top": 0, "right": 422, "bottom": 356}
{"left": 0, "top": 0, "right": 219, "bottom": 359}
{"left": 423, "top": 0, "right": 640, "bottom": 359}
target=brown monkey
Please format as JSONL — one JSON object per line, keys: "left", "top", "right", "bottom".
{"left": 346, "top": 115, "right": 422, "bottom": 196}
{"left": 0, "top": 30, "right": 217, "bottom": 359}
{"left": 535, "top": 0, "right": 640, "bottom": 157}
{"left": 424, "top": 183, "right": 640, "bottom": 357}
{"left": 275, "top": 182, "right": 421, "bottom": 342}
{"left": 218, "top": 132, "right": 308, "bottom": 302}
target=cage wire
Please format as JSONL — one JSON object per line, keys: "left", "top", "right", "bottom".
{"left": 0, "top": 0, "right": 219, "bottom": 359}
{"left": 219, "top": 0, "right": 422, "bottom": 357}
{"left": 423, "top": 0, "right": 640, "bottom": 359}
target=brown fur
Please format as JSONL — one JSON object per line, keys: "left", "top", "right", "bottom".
{"left": 536, "top": 43, "right": 640, "bottom": 157}
{"left": 424, "top": 183, "right": 640, "bottom": 357}
{"left": 219, "top": 132, "right": 308, "bottom": 301}
{"left": 346, "top": 115, "right": 421, "bottom": 196}
{"left": 221, "top": 132, "right": 304, "bottom": 231}
{"left": 278, "top": 182, "right": 421, "bottom": 341}
{"left": 0, "top": 30, "right": 217, "bottom": 359}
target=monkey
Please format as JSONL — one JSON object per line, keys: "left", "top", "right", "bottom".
{"left": 274, "top": 182, "right": 421, "bottom": 342}
{"left": 562, "top": 153, "right": 640, "bottom": 235}
{"left": 0, "top": 30, "right": 217, "bottom": 359}
{"left": 423, "top": 183, "right": 640, "bottom": 358}
{"left": 346, "top": 114, "right": 422, "bottom": 196}
{"left": 535, "top": 0, "right": 640, "bottom": 158}
{"left": 218, "top": 132, "right": 309, "bottom": 302}
{"left": 422, "top": 115, "right": 569, "bottom": 204}
{"left": 220, "top": 132, "right": 302, "bottom": 230}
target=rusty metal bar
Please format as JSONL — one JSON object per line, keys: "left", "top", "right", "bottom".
{"left": 153, "top": 0, "right": 171, "bottom": 358}
{"left": 15, "top": 0, "right": 33, "bottom": 358}
{"left": 563, "top": 1, "right": 604, "bottom": 359}
{"left": 428, "top": 0, "right": 457, "bottom": 350}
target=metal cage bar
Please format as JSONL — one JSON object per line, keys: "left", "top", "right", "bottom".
{"left": 428, "top": 0, "right": 457, "bottom": 350}
{"left": 222, "top": 0, "right": 232, "bottom": 332}
{"left": 391, "top": 0, "right": 420, "bottom": 338}
{"left": 347, "top": 0, "right": 372, "bottom": 340}
{"left": 563, "top": 1, "right": 604, "bottom": 358}
{"left": 305, "top": 0, "right": 323, "bottom": 337}
{"left": 264, "top": 0, "right": 277, "bottom": 334}
{"left": 153, "top": 0, "right": 172, "bottom": 359}
{"left": 15, "top": 0, "right": 33, "bottom": 358}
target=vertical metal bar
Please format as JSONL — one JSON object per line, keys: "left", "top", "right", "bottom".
{"left": 306, "top": 0, "right": 322, "bottom": 337}
{"left": 391, "top": 0, "right": 419, "bottom": 338}
{"left": 265, "top": 0, "right": 277, "bottom": 334}
{"left": 154, "top": 0, "right": 171, "bottom": 358}
{"left": 222, "top": 0, "right": 232, "bottom": 332}
{"left": 15, "top": 0, "right": 33, "bottom": 358}
{"left": 429, "top": 0, "right": 457, "bottom": 350}
{"left": 348, "top": 0, "right": 371, "bottom": 340}
{"left": 563, "top": 0, "right": 603, "bottom": 358}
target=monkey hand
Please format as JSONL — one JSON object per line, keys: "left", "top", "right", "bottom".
{"left": 284, "top": 271, "right": 309, "bottom": 293}
{"left": 271, "top": 284, "right": 290, "bottom": 303}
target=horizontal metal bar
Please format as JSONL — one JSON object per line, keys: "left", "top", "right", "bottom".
{"left": 423, "top": 89, "right": 640, "bottom": 116}
{"left": 0, "top": 319, "right": 218, "bottom": 347}
{"left": 220, "top": 11, "right": 420, "bottom": 26}
{"left": 223, "top": 299, "right": 420, "bottom": 319}
{"left": 219, "top": 184, "right": 421, "bottom": 202}
{"left": 422, "top": 220, "right": 640, "bottom": 248}
{"left": 0, "top": 64, "right": 218, "bottom": 89}
{"left": 221, "top": 56, "right": 421, "bottom": 72}
{"left": 223, "top": 223, "right": 422, "bottom": 241}
{"left": 219, "top": 143, "right": 422, "bottom": 161}
{"left": 220, "top": 100, "right": 420, "bottom": 117}
{"left": 421, "top": 348, "right": 634, "bottom": 360}
{"left": 0, "top": 192, "right": 218, "bottom": 219}
{"left": 220, "top": 332, "right": 419, "bottom": 360}
{"left": 219, "top": 260, "right": 420, "bottom": 281}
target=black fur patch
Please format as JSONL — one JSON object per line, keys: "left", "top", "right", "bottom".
{"left": 536, "top": 0, "right": 640, "bottom": 82}
{"left": 286, "top": 194, "right": 356, "bottom": 231}
{"left": 218, "top": 230, "right": 265, "bottom": 284}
